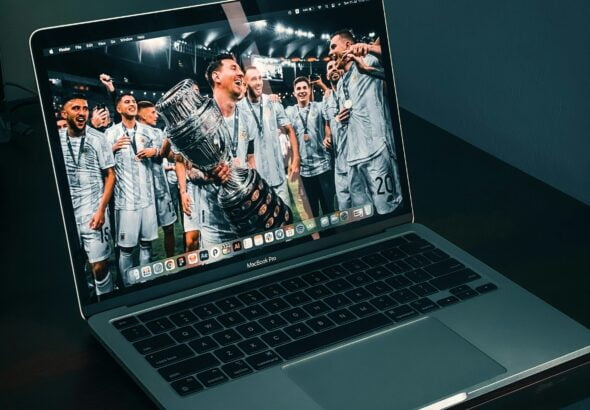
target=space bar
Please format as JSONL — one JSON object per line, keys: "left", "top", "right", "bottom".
{"left": 275, "top": 313, "right": 391, "bottom": 360}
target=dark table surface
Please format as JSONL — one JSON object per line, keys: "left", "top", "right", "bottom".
{"left": 0, "top": 102, "right": 588, "bottom": 409}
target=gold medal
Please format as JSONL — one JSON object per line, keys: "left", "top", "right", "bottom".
{"left": 304, "top": 134, "right": 311, "bottom": 142}
{"left": 344, "top": 99, "right": 353, "bottom": 110}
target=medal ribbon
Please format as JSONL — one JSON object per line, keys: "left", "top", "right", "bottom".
{"left": 123, "top": 123, "right": 138, "bottom": 155}
{"left": 66, "top": 134, "right": 85, "bottom": 167}
{"left": 247, "top": 99, "right": 264, "bottom": 139}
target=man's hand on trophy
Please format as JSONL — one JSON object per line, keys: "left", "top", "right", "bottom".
{"left": 211, "top": 163, "right": 231, "bottom": 184}
{"left": 112, "top": 135, "right": 131, "bottom": 152}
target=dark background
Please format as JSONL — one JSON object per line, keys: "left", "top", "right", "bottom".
{"left": 1, "top": 0, "right": 589, "bottom": 206}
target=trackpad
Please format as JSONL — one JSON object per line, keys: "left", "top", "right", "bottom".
{"left": 284, "top": 318, "right": 505, "bottom": 410}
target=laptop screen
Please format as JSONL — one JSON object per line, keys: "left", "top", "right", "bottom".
{"left": 31, "top": 0, "right": 411, "bottom": 311}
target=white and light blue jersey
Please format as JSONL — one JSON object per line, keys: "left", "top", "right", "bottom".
{"left": 285, "top": 102, "right": 332, "bottom": 178}
{"left": 59, "top": 126, "right": 115, "bottom": 223}
{"left": 223, "top": 105, "right": 257, "bottom": 168}
{"left": 322, "top": 91, "right": 348, "bottom": 175}
{"left": 150, "top": 127, "right": 172, "bottom": 199}
{"left": 105, "top": 122, "right": 160, "bottom": 211}
{"left": 336, "top": 54, "right": 391, "bottom": 166}
{"left": 240, "top": 95, "right": 290, "bottom": 187}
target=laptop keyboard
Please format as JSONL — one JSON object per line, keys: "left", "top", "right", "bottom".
{"left": 113, "top": 233, "right": 498, "bottom": 396}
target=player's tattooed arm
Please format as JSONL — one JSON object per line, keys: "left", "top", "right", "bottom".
{"left": 89, "top": 167, "right": 115, "bottom": 230}
{"left": 175, "top": 160, "right": 192, "bottom": 216}
{"left": 281, "top": 124, "right": 300, "bottom": 181}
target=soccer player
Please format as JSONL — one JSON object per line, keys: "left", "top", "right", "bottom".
{"left": 285, "top": 77, "right": 335, "bottom": 218}
{"left": 329, "top": 30, "right": 402, "bottom": 215}
{"left": 59, "top": 94, "right": 116, "bottom": 296}
{"left": 241, "top": 66, "right": 300, "bottom": 207}
{"left": 136, "top": 100, "right": 177, "bottom": 257}
{"left": 104, "top": 93, "right": 160, "bottom": 286}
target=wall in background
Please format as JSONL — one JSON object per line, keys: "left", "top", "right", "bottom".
{"left": 1, "top": 0, "right": 588, "bottom": 205}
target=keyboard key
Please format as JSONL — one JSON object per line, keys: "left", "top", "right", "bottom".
{"left": 344, "top": 288, "right": 372, "bottom": 303}
{"left": 325, "top": 278, "right": 353, "bottom": 293}
{"left": 259, "top": 314, "right": 288, "bottom": 331}
{"left": 113, "top": 316, "right": 139, "bottom": 329}
{"left": 247, "top": 350, "right": 283, "bottom": 371}
{"left": 404, "top": 255, "right": 431, "bottom": 269}
{"left": 212, "top": 329, "right": 242, "bottom": 346}
{"left": 369, "top": 295, "right": 398, "bottom": 310}
{"left": 259, "top": 284, "right": 287, "bottom": 298}
{"left": 284, "top": 323, "right": 314, "bottom": 339}
{"left": 194, "top": 318, "right": 223, "bottom": 335}
{"left": 276, "top": 314, "right": 391, "bottom": 360}
{"left": 261, "top": 330, "right": 291, "bottom": 347}
{"left": 423, "top": 249, "right": 449, "bottom": 263}
{"left": 121, "top": 325, "right": 151, "bottom": 342}
{"left": 405, "top": 269, "right": 432, "bottom": 284}
{"left": 145, "top": 317, "right": 175, "bottom": 334}
{"left": 239, "top": 305, "right": 268, "bottom": 320}
{"left": 410, "top": 283, "right": 438, "bottom": 297}
{"left": 385, "top": 275, "right": 412, "bottom": 290}
{"left": 456, "top": 290, "right": 479, "bottom": 300}
{"left": 305, "top": 285, "right": 333, "bottom": 299}
{"left": 222, "top": 360, "right": 253, "bottom": 379}
{"left": 365, "top": 280, "right": 393, "bottom": 296}
{"left": 430, "top": 269, "right": 481, "bottom": 290}
{"left": 361, "top": 253, "right": 388, "bottom": 267}
{"left": 366, "top": 267, "right": 394, "bottom": 281}
{"left": 399, "top": 240, "right": 435, "bottom": 255}
{"left": 306, "top": 316, "right": 335, "bottom": 332}
{"left": 262, "top": 297, "right": 291, "bottom": 313}
{"left": 214, "top": 345, "right": 245, "bottom": 363}
{"left": 384, "top": 261, "right": 413, "bottom": 275}
{"left": 193, "top": 303, "right": 221, "bottom": 320}
{"left": 281, "top": 277, "right": 307, "bottom": 292}
{"left": 324, "top": 294, "right": 353, "bottom": 309}
{"left": 216, "top": 297, "right": 244, "bottom": 313}
{"left": 425, "top": 258, "right": 465, "bottom": 277}
{"left": 347, "top": 272, "right": 373, "bottom": 287}
{"left": 322, "top": 265, "right": 349, "bottom": 278}
{"left": 410, "top": 298, "right": 440, "bottom": 313}
{"left": 170, "top": 326, "right": 199, "bottom": 343}
{"left": 189, "top": 336, "right": 219, "bottom": 354}
{"left": 237, "top": 290, "right": 266, "bottom": 305}
{"left": 134, "top": 334, "right": 175, "bottom": 354}
{"left": 402, "top": 233, "right": 421, "bottom": 242}
{"left": 476, "top": 283, "right": 498, "bottom": 294}
{"left": 197, "top": 368, "right": 228, "bottom": 387}
{"left": 349, "top": 302, "right": 377, "bottom": 318}
{"left": 328, "top": 308, "right": 357, "bottom": 325}
{"left": 171, "top": 376, "right": 203, "bottom": 396}
{"left": 449, "top": 285, "right": 473, "bottom": 295}
{"left": 342, "top": 258, "right": 370, "bottom": 273}
{"left": 281, "top": 307, "right": 310, "bottom": 323}
{"left": 381, "top": 247, "right": 406, "bottom": 261}
{"left": 238, "top": 337, "right": 268, "bottom": 355}
{"left": 236, "top": 322, "right": 265, "bottom": 338}
{"left": 284, "top": 291, "right": 312, "bottom": 306}
{"left": 217, "top": 311, "right": 246, "bottom": 327}
{"left": 384, "top": 305, "right": 419, "bottom": 322}
{"left": 302, "top": 271, "right": 329, "bottom": 285}
{"left": 159, "top": 353, "right": 220, "bottom": 382}
{"left": 437, "top": 296, "right": 460, "bottom": 307}
{"left": 169, "top": 310, "right": 199, "bottom": 327}
{"left": 302, "top": 300, "right": 331, "bottom": 316}
{"left": 391, "top": 289, "right": 419, "bottom": 304}
{"left": 376, "top": 237, "right": 408, "bottom": 249}
{"left": 146, "top": 344, "right": 193, "bottom": 368}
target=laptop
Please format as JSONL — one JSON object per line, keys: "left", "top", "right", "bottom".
{"left": 29, "top": 0, "right": 590, "bottom": 408}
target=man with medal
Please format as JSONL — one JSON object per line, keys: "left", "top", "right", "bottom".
{"left": 59, "top": 94, "right": 116, "bottom": 296}
{"left": 105, "top": 93, "right": 160, "bottom": 287}
{"left": 241, "top": 66, "right": 300, "bottom": 208}
{"left": 286, "top": 77, "right": 335, "bottom": 218}
{"left": 329, "top": 30, "right": 402, "bottom": 215}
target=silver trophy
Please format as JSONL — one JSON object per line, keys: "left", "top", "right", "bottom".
{"left": 156, "top": 79, "right": 292, "bottom": 235}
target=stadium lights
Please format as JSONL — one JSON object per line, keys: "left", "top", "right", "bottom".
{"left": 275, "top": 23, "right": 286, "bottom": 34}
{"left": 254, "top": 20, "right": 268, "bottom": 29}
{"left": 369, "top": 32, "right": 376, "bottom": 38}
{"left": 141, "top": 37, "right": 168, "bottom": 53}
{"left": 285, "top": 27, "right": 294, "bottom": 35}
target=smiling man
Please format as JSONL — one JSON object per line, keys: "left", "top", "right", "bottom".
{"left": 285, "top": 77, "right": 335, "bottom": 218}
{"left": 59, "top": 94, "right": 116, "bottom": 296}
{"left": 104, "top": 93, "right": 160, "bottom": 287}
{"left": 240, "top": 66, "right": 300, "bottom": 207}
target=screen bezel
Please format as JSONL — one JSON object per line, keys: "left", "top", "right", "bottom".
{"left": 29, "top": 0, "right": 414, "bottom": 318}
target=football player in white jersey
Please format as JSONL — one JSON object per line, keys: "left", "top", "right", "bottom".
{"left": 136, "top": 100, "right": 177, "bottom": 257}
{"left": 59, "top": 94, "right": 116, "bottom": 296}
{"left": 329, "top": 30, "right": 402, "bottom": 215}
{"left": 241, "top": 66, "right": 300, "bottom": 208}
{"left": 104, "top": 93, "right": 160, "bottom": 287}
